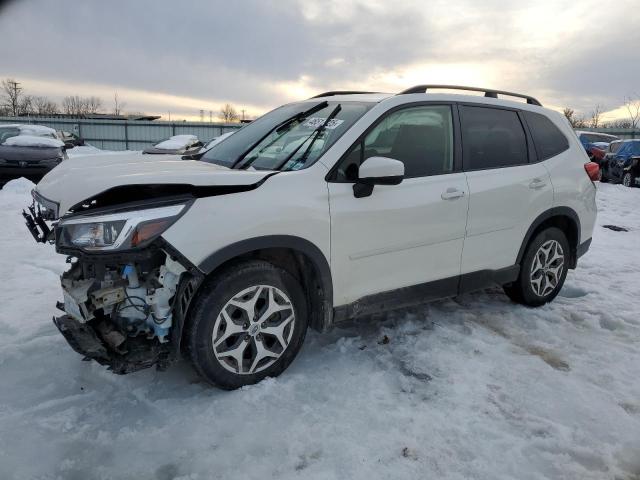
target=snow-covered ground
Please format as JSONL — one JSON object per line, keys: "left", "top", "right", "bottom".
{"left": 0, "top": 179, "right": 639, "bottom": 480}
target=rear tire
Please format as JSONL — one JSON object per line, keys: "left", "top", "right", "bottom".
{"left": 185, "top": 260, "right": 308, "bottom": 389}
{"left": 504, "top": 227, "right": 570, "bottom": 307}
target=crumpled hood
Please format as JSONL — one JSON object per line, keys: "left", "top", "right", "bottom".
{"left": 34, "top": 152, "right": 272, "bottom": 216}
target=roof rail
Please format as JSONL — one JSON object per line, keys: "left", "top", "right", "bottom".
{"left": 310, "top": 91, "right": 381, "bottom": 98}
{"left": 397, "top": 85, "right": 542, "bottom": 106}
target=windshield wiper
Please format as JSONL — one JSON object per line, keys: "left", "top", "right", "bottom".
{"left": 273, "top": 104, "right": 342, "bottom": 171}
{"left": 233, "top": 101, "right": 329, "bottom": 169}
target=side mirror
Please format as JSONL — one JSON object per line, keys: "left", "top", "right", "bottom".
{"left": 353, "top": 156, "right": 404, "bottom": 198}
{"left": 64, "top": 142, "right": 75, "bottom": 150}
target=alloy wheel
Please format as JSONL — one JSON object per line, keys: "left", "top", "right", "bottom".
{"left": 529, "top": 239, "right": 565, "bottom": 297}
{"left": 212, "top": 285, "right": 295, "bottom": 375}
{"left": 623, "top": 173, "right": 632, "bottom": 187}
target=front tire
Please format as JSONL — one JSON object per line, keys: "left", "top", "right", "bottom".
{"left": 504, "top": 227, "right": 570, "bottom": 307}
{"left": 185, "top": 260, "right": 308, "bottom": 389}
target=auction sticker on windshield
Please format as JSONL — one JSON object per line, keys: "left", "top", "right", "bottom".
{"left": 303, "top": 118, "right": 344, "bottom": 129}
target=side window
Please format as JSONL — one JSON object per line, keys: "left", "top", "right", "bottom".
{"left": 336, "top": 105, "right": 454, "bottom": 181}
{"left": 523, "top": 111, "right": 569, "bottom": 160}
{"left": 460, "top": 106, "right": 528, "bottom": 170}
{"left": 610, "top": 142, "right": 622, "bottom": 154}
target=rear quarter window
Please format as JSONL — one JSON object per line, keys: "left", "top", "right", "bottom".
{"left": 523, "top": 111, "right": 569, "bottom": 160}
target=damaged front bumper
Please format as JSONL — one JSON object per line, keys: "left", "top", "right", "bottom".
{"left": 26, "top": 190, "right": 204, "bottom": 375}
{"left": 53, "top": 314, "right": 172, "bottom": 374}
{"left": 52, "top": 244, "right": 202, "bottom": 375}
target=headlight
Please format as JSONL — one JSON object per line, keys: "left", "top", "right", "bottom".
{"left": 57, "top": 203, "right": 187, "bottom": 251}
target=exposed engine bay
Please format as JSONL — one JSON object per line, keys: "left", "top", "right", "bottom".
{"left": 53, "top": 246, "right": 200, "bottom": 374}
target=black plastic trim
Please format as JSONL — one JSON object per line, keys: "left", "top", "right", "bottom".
{"left": 333, "top": 265, "right": 520, "bottom": 323}
{"left": 198, "top": 235, "right": 333, "bottom": 331}
{"left": 577, "top": 238, "right": 592, "bottom": 259}
{"left": 397, "top": 85, "right": 542, "bottom": 106}
{"left": 458, "top": 265, "right": 520, "bottom": 294}
{"left": 516, "top": 207, "right": 581, "bottom": 267}
{"left": 333, "top": 276, "right": 458, "bottom": 322}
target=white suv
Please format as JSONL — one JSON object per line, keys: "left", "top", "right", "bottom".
{"left": 25, "top": 85, "right": 598, "bottom": 389}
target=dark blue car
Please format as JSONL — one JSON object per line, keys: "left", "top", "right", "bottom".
{"left": 601, "top": 139, "right": 640, "bottom": 187}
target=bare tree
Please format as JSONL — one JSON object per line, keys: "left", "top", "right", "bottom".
{"left": 62, "top": 95, "right": 83, "bottom": 115}
{"left": 113, "top": 92, "right": 126, "bottom": 116}
{"left": 17, "top": 95, "right": 35, "bottom": 115}
{"left": 62, "top": 95, "right": 103, "bottom": 116}
{"left": 624, "top": 95, "right": 640, "bottom": 129}
{"left": 589, "top": 104, "right": 603, "bottom": 128}
{"left": 1, "top": 78, "right": 22, "bottom": 116}
{"left": 85, "top": 96, "right": 102, "bottom": 114}
{"left": 219, "top": 103, "right": 239, "bottom": 123}
{"left": 32, "top": 96, "right": 59, "bottom": 115}
{"left": 563, "top": 107, "right": 586, "bottom": 128}
{"left": 563, "top": 107, "right": 577, "bottom": 127}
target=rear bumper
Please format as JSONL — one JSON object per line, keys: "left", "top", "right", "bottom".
{"left": 53, "top": 314, "right": 172, "bottom": 374}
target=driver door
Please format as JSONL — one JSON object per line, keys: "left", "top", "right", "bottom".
{"left": 327, "top": 104, "right": 469, "bottom": 307}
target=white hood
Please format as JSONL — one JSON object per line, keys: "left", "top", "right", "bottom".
{"left": 34, "top": 152, "right": 272, "bottom": 216}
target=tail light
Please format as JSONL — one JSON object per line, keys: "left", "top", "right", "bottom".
{"left": 584, "top": 162, "right": 600, "bottom": 182}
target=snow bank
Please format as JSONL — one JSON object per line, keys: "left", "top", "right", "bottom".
{"left": 0, "top": 177, "right": 34, "bottom": 194}
{"left": 154, "top": 134, "right": 198, "bottom": 150}
{"left": 0, "top": 182, "right": 639, "bottom": 479}
{"left": 2, "top": 134, "right": 64, "bottom": 148}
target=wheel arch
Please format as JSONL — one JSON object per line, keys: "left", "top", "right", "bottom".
{"left": 517, "top": 207, "right": 581, "bottom": 269}
{"left": 196, "top": 235, "right": 333, "bottom": 332}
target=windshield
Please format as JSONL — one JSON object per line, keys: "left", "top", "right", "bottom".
{"left": 0, "top": 127, "right": 20, "bottom": 144}
{"left": 201, "top": 101, "right": 373, "bottom": 170}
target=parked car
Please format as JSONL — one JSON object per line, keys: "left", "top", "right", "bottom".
{"left": 575, "top": 131, "right": 619, "bottom": 162}
{"left": 0, "top": 124, "right": 67, "bottom": 186}
{"left": 198, "top": 131, "right": 236, "bottom": 153}
{"left": 26, "top": 86, "right": 597, "bottom": 389}
{"left": 57, "top": 130, "right": 85, "bottom": 147}
{"left": 142, "top": 134, "right": 203, "bottom": 155}
{"left": 600, "top": 140, "right": 624, "bottom": 182}
{"left": 600, "top": 139, "right": 640, "bottom": 187}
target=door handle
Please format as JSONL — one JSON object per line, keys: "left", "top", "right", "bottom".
{"left": 529, "top": 178, "right": 546, "bottom": 189}
{"left": 441, "top": 188, "right": 465, "bottom": 200}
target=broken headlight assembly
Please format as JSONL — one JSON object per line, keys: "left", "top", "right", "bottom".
{"left": 57, "top": 203, "right": 189, "bottom": 251}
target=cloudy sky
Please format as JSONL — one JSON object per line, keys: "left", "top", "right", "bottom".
{"left": 1, "top": 0, "right": 638, "bottom": 121}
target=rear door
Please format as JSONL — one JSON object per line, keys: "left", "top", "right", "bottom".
{"left": 459, "top": 105, "right": 553, "bottom": 275}
{"left": 328, "top": 104, "right": 468, "bottom": 307}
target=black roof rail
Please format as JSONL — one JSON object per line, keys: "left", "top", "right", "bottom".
{"left": 310, "top": 91, "right": 381, "bottom": 98}
{"left": 397, "top": 85, "right": 542, "bottom": 106}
